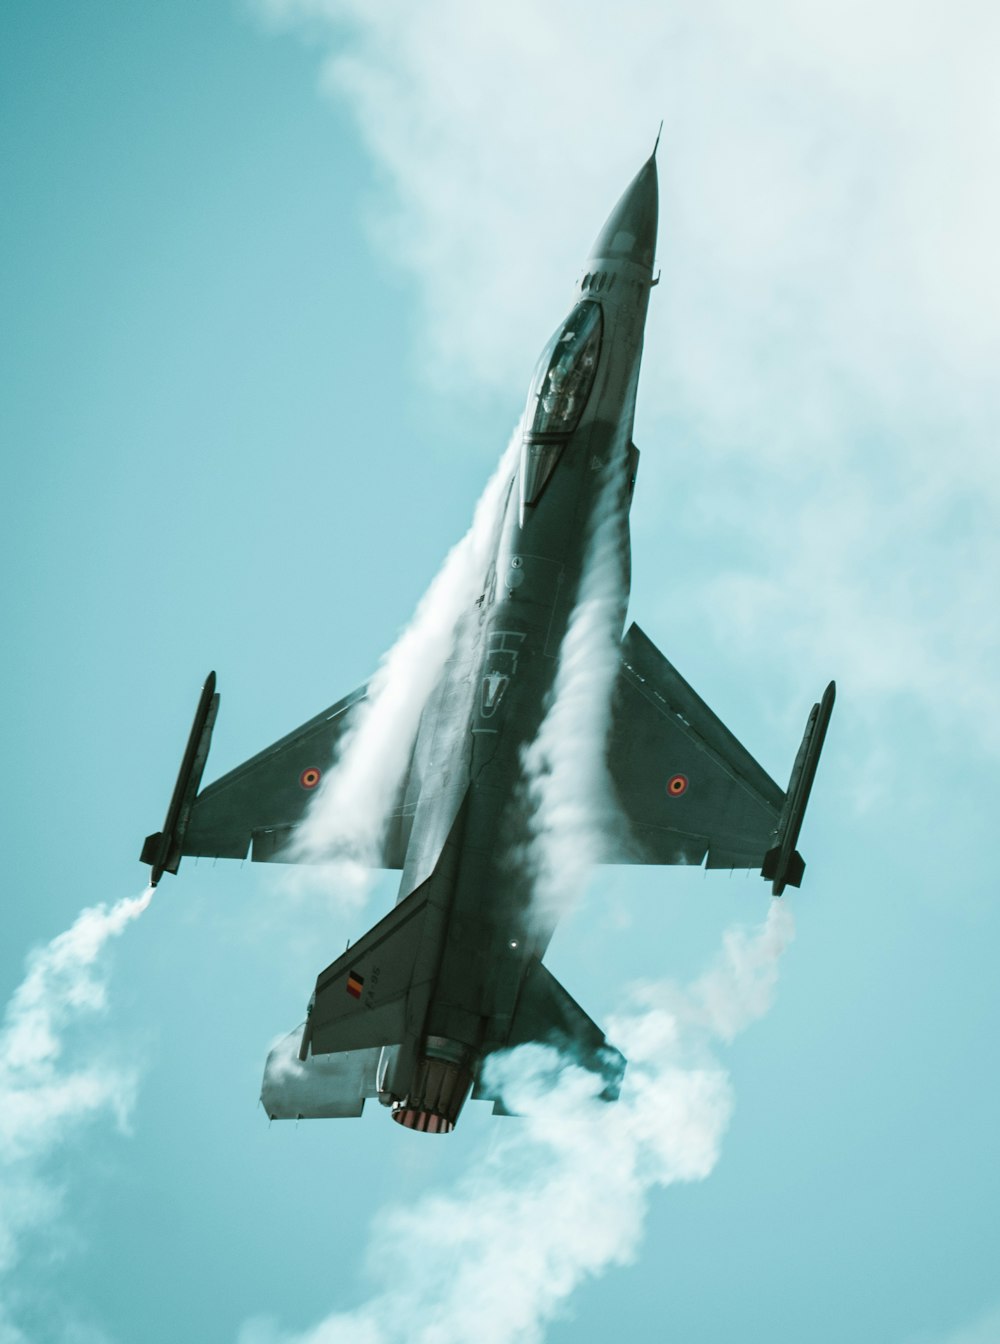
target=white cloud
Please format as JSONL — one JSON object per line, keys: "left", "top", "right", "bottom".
{"left": 698, "top": 467, "right": 1000, "bottom": 749}
{"left": 258, "top": 0, "right": 1000, "bottom": 409}
{"left": 256, "top": 0, "right": 1000, "bottom": 752}
{"left": 239, "top": 905, "right": 793, "bottom": 1344}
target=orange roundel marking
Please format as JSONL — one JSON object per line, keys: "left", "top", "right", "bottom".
{"left": 667, "top": 774, "right": 689, "bottom": 797}
{"left": 300, "top": 767, "right": 322, "bottom": 790}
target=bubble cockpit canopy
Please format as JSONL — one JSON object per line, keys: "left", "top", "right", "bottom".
{"left": 521, "top": 301, "right": 603, "bottom": 507}
{"left": 527, "top": 301, "right": 602, "bottom": 440}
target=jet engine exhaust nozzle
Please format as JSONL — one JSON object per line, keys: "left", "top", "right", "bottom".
{"left": 389, "top": 1056, "right": 474, "bottom": 1135}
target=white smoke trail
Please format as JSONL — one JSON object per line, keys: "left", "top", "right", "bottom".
{"left": 288, "top": 434, "right": 520, "bottom": 907}
{"left": 239, "top": 902, "right": 793, "bottom": 1344}
{"left": 0, "top": 889, "right": 153, "bottom": 1317}
{"left": 520, "top": 441, "right": 631, "bottom": 929}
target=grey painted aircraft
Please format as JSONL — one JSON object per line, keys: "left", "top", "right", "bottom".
{"left": 142, "top": 150, "right": 834, "bottom": 1134}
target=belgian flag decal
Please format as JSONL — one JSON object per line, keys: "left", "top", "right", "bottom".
{"left": 346, "top": 971, "right": 364, "bottom": 1000}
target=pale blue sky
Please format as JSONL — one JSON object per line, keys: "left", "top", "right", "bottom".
{"left": 2, "top": 3, "right": 998, "bottom": 1342}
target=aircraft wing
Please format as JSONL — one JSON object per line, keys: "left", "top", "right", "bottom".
{"left": 603, "top": 624, "right": 785, "bottom": 870}
{"left": 175, "top": 683, "right": 414, "bottom": 869}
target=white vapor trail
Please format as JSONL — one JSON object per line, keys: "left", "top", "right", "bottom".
{"left": 0, "top": 889, "right": 153, "bottom": 1332}
{"left": 240, "top": 904, "right": 793, "bottom": 1344}
{"left": 520, "top": 442, "right": 631, "bottom": 929}
{"left": 290, "top": 433, "right": 519, "bottom": 904}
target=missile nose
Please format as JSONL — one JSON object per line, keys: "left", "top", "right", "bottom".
{"left": 586, "top": 155, "right": 658, "bottom": 273}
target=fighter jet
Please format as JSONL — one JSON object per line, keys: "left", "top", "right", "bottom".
{"left": 141, "top": 149, "right": 834, "bottom": 1133}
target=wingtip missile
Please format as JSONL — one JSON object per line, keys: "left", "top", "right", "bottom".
{"left": 762, "top": 679, "right": 836, "bottom": 896}
{"left": 140, "top": 671, "right": 219, "bottom": 886}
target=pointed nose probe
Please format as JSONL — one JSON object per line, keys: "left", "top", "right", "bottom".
{"left": 585, "top": 154, "right": 658, "bottom": 275}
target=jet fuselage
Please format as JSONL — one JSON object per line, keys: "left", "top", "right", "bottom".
{"left": 378, "top": 159, "right": 659, "bottom": 1131}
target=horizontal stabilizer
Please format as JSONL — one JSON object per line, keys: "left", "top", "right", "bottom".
{"left": 304, "top": 883, "right": 443, "bottom": 1057}
{"left": 261, "top": 1027, "right": 380, "bottom": 1120}
{"left": 476, "top": 959, "right": 625, "bottom": 1114}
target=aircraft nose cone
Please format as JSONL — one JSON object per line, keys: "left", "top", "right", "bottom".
{"left": 587, "top": 155, "right": 658, "bottom": 272}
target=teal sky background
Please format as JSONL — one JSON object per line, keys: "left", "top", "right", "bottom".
{"left": 2, "top": 3, "right": 999, "bottom": 1342}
